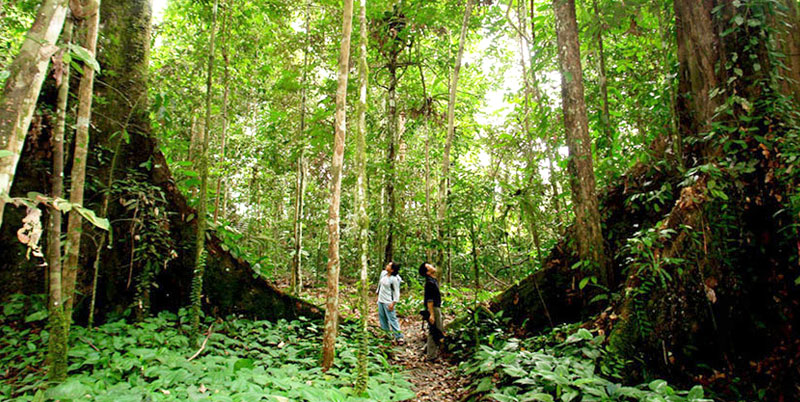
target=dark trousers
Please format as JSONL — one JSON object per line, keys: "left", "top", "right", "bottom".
{"left": 426, "top": 307, "right": 443, "bottom": 359}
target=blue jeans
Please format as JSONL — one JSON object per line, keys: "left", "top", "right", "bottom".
{"left": 378, "top": 302, "right": 403, "bottom": 340}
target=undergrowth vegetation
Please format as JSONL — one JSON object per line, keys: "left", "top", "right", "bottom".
{"left": 0, "top": 295, "right": 414, "bottom": 401}
{"left": 452, "top": 312, "right": 708, "bottom": 402}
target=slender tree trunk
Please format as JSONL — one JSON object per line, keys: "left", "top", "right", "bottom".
{"left": 213, "top": 13, "right": 230, "bottom": 225}
{"left": 553, "top": 0, "right": 610, "bottom": 285}
{"left": 383, "top": 65, "right": 398, "bottom": 266}
{"left": 469, "top": 214, "right": 480, "bottom": 291}
{"left": 437, "top": 0, "right": 473, "bottom": 274}
{"left": 527, "top": 1, "right": 562, "bottom": 224}
{"left": 519, "top": 11, "right": 558, "bottom": 262}
{"left": 63, "top": 0, "right": 101, "bottom": 320}
{"left": 424, "top": 124, "right": 433, "bottom": 261}
{"left": 354, "top": 0, "right": 370, "bottom": 392}
{"left": 188, "top": 114, "right": 198, "bottom": 162}
{"left": 321, "top": 0, "right": 353, "bottom": 372}
{"left": 291, "top": 3, "right": 311, "bottom": 296}
{"left": 291, "top": 158, "right": 306, "bottom": 294}
{"left": 592, "top": 0, "right": 612, "bottom": 155}
{"left": 87, "top": 70, "right": 128, "bottom": 327}
{"left": 46, "top": 14, "right": 72, "bottom": 382}
{"left": 0, "top": 0, "right": 69, "bottom": 229}
{"left": 190, "top": 0, "right": 218, "bottom": 337}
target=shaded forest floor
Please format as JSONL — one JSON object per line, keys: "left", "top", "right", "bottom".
{"left": 385, "top": 315, "right": 468, "bottom": 401}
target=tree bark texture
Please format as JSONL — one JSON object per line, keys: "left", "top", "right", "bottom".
{"left": 354, "top": 0, "right": 370, "bottom": 392}
{"left": 776, "top": 0, "right": 800, "bottom": 102}
{"left": 321, "top": 0, "right": 353, "bottom": 372}
{"left": 46, "top": 14, "right": 72, "bottom": 381}
{"left": 0, "top": 0, "right": 69, "bottom": 229}
{"left": 437, "top": 0, "right": 473, "bottom": 274}
{"left": 63, "top": 0, "right": 101, "bottom": 320}
{"left": 383, "top": 67, "right": 397, "bottom": 266}
{"left": 674, "top": 0, "right": 720, "bottom": 161}
{"left": 553, "top": 0, "right": 610, "bottom": 286}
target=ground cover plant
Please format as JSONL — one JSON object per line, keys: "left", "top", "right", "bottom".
{"left": 457, "top": 320, "right": 707, "bottom": 402}
{"left": 0, "top": 294, "right": 414, "bottom": 401}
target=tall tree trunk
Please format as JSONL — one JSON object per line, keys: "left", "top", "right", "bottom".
{"left": 592, "top": 0, "right": 612, "bottom": 155}
{"left": 321, "top": 0, "right": 353, "bottom": 372}
{"left": 190, "top": 0, "right": 218, "bottom": 337}
{"left": 46, "top": 14, "right": 72, "bottom": 382}
{"left": 0, "top": 0, "right": 69, "bottom": 229}
{"left": 776, "top": 0, "right": 800, "bottom": 103}
{"left": 516, "top": 2, "right": 545, "bottom": 265}
{"left": 63, "top": 0, "right": 101, "bottom": 320}
{"left": 383, "top": 65, "right": 398, "bottom": 266}
{"left": 469, "top": 213, "right": 480, "bottom": 291}
{"left": 553, "top": 0, "right": 610, "bottom": 285}
{"left": 424, "top": 124, "right": 433, "bottom": 261}
{"left": 354, "top": 0, "right": 370, "bottom": 392}
{"left": 290, "top": 158, "right": 306, "bottom": 294}
{"left": 674, "top": 0, "right": 720, "bottom": 162}
{"left": 213, "top": 11, "right": 230, "bottom": 225}
{"left": 291, "top": 0, "right": 311, "bottom": 296}
{"left": 437, "top": 0, "right": 473, "bottom": 274}
{"left": 527, "top": 0, "right": 562, "bottom": 225}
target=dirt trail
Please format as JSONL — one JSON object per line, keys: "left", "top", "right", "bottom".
{"left": 386, "top": 314, "right": 470, "bottom": 402}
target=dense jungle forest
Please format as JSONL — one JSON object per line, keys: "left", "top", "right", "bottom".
{"left": 1, "top": 0, "right": 800, "bottom": 400}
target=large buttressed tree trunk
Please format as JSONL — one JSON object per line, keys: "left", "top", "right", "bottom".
{"left": 0, "top": 0, "right": 321, "bottom": 325}
{"left": 495, "top": 0, "right": 800, "bottom": 397}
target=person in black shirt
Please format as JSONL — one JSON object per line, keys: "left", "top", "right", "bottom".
{"left": 418, "top": 262, "right": 443, "bottom": 361}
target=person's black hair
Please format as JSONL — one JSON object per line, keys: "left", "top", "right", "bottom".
{"left": 418, "top": 262, "right": 429, "bottom": 277}
{"left": 389, "top": 262, "right": 401, "bottom": 276}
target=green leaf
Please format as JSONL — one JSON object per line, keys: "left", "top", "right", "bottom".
{"left": 24, "top": 310, "right": 48, "bottom": 323}
{"left": 68, "top": 43, "right": 101, "bottom": 73}
{"left": 503, "top": 365, "right": 528, "bottom": 378}
{"left": 46, "top": 378, "right": 90, "bottom": 400}
{"left": 648, "top": 379, "right": 668, "bottom": 393}
{"left": 518, "top": 391, "right": 553, "bottom": 402}
{"left": 0, "top": 150, "right": 14, "bottom": 158}
{"left": 234, "top": 358, "right": 255, "bottom": 372}
{"left": 53, "top": 198, "right": 73, "bottom": 212}
{"left": 75, "top": 205, "right": 110, "bottom": 230}
{"left": 392, "top": 387, "right": 417, "bottom": 401}
{"left": 687, "top": 385, "right": 704, "bottom": 400}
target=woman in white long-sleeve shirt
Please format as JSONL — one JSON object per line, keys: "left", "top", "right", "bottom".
{"left": 377, "top": 261, "right": 404, "bottom": 344}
